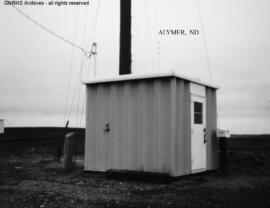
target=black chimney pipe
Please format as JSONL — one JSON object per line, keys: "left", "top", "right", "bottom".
{"left": 119, "top": 0, "right": 132, "bottom": 75}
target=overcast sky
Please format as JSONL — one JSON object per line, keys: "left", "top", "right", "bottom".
{"left": 0, "top": 0, "right": 269, "bottom": 134}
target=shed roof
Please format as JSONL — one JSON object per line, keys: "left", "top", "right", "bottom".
{"left": 83, "top": 71, "right": 219, "bottom": 89}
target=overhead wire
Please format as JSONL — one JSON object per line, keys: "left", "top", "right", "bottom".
{"left": 78, "top": 59, "right": 92, "bottom": 127}
{"left": 64, "top": 7, "right": 80, "bottom": 124}
{"left": 86, "top": 0, "right": 101, "bottom": 52}
{"left": 195, "top": 0, "right": 214, "bottom": 82}
{"left": 69, "top": 43, "right": 97, "bottom": 127}
{"left": 67, "top": 59, "right": 86, "bottom": 120}
{"left": 75, "top": 6, "right": 89, "bottom": 128}
{"left": 78, "top": 48, "right": 94, "bottom": 127}
{"left": 10, "top": 4, "right": 101, "bottom": 128}
{"left": 78, "top": 0, "right": 101, "bottom": 127}
{"left": 68, "top": 43, "right": 97, "bottom": 126}
{"left": 75, "top": 61, "right": 85, "bottom": 127}
{"left": 65, "top": 0, "right": 101, "bottom": 127}
{"left": 10, "top": 5, "right": 91, "bottom": 58}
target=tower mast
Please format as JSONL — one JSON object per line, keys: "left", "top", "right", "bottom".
{"left": 119, "top": 0, "right": 132, "bottom": 75}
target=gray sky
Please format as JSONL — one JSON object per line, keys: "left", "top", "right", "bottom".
{"left": 0, "top": 0, "right": 270, "bottom": 134}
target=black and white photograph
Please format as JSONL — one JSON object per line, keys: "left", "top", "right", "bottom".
{"left": 0, "top": 0, "right": 269, "bottom": 207}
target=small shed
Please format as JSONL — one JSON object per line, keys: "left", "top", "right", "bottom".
{"left": 0, "top": 119, "right": 4, "bottom": 134}
{"left": 84, "top": 72, "right": 218, "bottom": 177}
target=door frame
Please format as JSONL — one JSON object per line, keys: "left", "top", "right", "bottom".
{"left": 190, "top": 83, "right": 207, "bottom": 173}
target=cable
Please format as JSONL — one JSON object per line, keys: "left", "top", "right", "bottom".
{"left": 64, "top": 8, "right": 80, "bottom": 123}
{"left": 75, "top": 64, "right": 84, "bottom": 127}
{"left": 195, "top": 0, "right": 213, "bottom": 82}
{"left": 79, "top": 98, "right": 86, "bottom": 128}
{"left": 78, "top": 42, "right": 97, "bottom": 127}
{"left": 67, "top": 43, "right": 97, "bottom": 125}
{"left": 75, "top": 7, "right": 90, "bottom": 127}
{"left": 78, "top": 60, "right": 92, "bottom": 128}
{"left": 74, "top": 1, "right": 102, "bottom": 127}
{"left": 64, "top": 7, "right": 97, "bottom": 126}
{"left": 67, "top": 59, "right": 86, "bottom": 120}
{"left": 82, "top": 6, "right": 89, "bottom": 48}
{"left": 11, "top": 5, "right": 91, "bottom": 58}
{"left": 86, "top": 0, "right": 102, "bottom": 52}
{"left": 10, "top": 5, "right": 100, "bottom": 127}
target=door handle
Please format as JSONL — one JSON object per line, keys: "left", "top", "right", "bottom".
{"left": 203, "top": 128, "right": 207, "bottom": 143}
{"left": 104, "top": 122, "right": 110, "bottom": 132}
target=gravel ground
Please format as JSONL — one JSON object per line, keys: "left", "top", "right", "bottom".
{"left": 0, "top": 139, "right": 270, "bottom": 208}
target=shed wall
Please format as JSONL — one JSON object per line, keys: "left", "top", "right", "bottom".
{"left": 206, "top": 88, "right": 218, "bottom": 170}
{"left": 174, "top": 80, "right": 192, "bottom": 176}
{"left": 85, "top": 78, "right": 175, "bottom": 174}
{"left": 85, "top": 77, "right": 218, "bottom": 176}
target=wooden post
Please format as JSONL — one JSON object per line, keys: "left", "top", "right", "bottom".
{"left": 119, "top": 0, "right": 132, "bottom": 75}
{"left": 54, "top": 120, "right": 69, "bottom": 161}
{"left": 63, "top": 132, "right": 75, "bottom": 170}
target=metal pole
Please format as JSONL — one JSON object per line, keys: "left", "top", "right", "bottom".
{"left": 119, "top": 0, "right": 132, "bottom": 75}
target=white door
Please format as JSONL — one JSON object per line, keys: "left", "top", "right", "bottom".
{"left": 191, "top": 95, "right": 207, "bottom": 173}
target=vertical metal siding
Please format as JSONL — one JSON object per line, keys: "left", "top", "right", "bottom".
{"left": 206, "top": 88, "right": 218, "bottom": 170}
{"left": 85, "top": 85, "right": 98, "bottom": 171}
{"left": 111, "top": 83, "right": 125, "bottom": 170}
{"left": 85, "top": 77, "right": 217, "bottom": 176}
{"left": 100, "top": 84, "right": 112, "bottom": 171}
{"left": 125, "top": 82, "right": 139, "bottom": 170}
{"left": 141, "top": 81, "right": 155, "bottom": 171}
{"left": 85, "top": 84, "right": 112, "bottom": 171}
{"left": 174, "top": 80, "right": 191, "bottom": 176}
{"left": 137, "top": 79, "right": 172, "bottom": 173}
{"left": 85, "top": 78, "right": 174, "bottom": 174}
{"left": 170, "top": 78, "right": 177, "bottom": 174}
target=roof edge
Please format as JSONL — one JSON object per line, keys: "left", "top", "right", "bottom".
{"left": 83, "top": 71, "right": 219, "bottom": 89}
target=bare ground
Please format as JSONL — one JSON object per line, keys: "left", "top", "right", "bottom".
{"left": 0, "top": 136, "right": 270, "bottom": 208}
